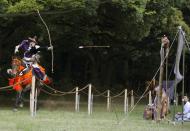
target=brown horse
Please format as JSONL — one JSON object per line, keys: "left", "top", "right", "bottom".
{"left": 7, "top": 56, "right": 51, "bottom": 110}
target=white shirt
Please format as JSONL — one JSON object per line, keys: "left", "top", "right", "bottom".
{"left": 183, "top": 101, "right": 190, "bottom": 114}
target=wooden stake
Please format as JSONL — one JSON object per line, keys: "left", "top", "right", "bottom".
{"left": 149, "top": 91, "right": 152, "bottom": 105}
{"left": 88, "top": 84, "right": 92, "bottom": 115}
{"left": 131, "top": 90, "right": 134, "bottom": 108}
{"left": 91, "top": 94, "right": 93, "bottom": 114}
{"left": 75, "top": 87, "right": 79, "bottom": 112}
{"left": 107, "top": 90, "right": 110, "bottom": 111}
{"left": 30, "top": 75, "right": 36, "bottom": 117}
{"left": 124, "top": 89, "right": 128, "bottom": 114}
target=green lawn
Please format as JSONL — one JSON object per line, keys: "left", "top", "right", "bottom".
{"left": 0, "top": 101, "right": 189, "bottom": 131}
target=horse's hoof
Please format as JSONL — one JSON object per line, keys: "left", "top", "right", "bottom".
{"left": 13, "top": 108, "right": 18, "bottom": 112}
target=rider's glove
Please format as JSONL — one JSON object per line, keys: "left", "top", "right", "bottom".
{"left": 7, "top": 69, "right": 12, "bottom": 74}
{"left": 14, "top": 45, "right": 19, "bottom": 54}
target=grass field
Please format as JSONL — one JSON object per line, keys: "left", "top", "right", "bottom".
{"left": 0, "top": 99, "right": 190, "bottom": 131}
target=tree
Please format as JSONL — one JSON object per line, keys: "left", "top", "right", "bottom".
{"left": 0, "top": 0, "right": 9, "bottom": 13}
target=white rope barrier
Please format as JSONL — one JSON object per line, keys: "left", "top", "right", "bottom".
{"left": 40, "top": 82, "right": 141, "bottom": 117}
{"left": 80, "top": 90, "right": 88, "bottom": 95}
{"left": 1, "top": 74, "right": 151, "bottom": 118}
{"left": 111, "top": 90, "right": 125, "bottom": 99}
{"left": 93, "top": 91, "right": 108, "bottom": 97}
{"left": 78, "top": 84, "right": 90, "bottom": 92}
{"left": 0, "top": 78, "right": 146, "bottom": 119}
{"left": 41, "top": 88, "right": 76, "bottom": 96}
{"left": 36, "top": 78, "right": 76, "bottom": 94}
{"left": 91, "top": 86, "right": 108, "bottom": 97}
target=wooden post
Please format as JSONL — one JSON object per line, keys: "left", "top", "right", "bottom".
{"left": 34, "top": 88, "right": 38, "bottom": 116}
{"left": 91, "top": 94, "right": 93, "bottom": 114}
{"left": 75, "top": 87, "right": 79, "bottom": 112}
{"left": 131, "top": 90, "right": 134, "bottom": 108}
{"left": 149, "top": 91, "right": 152, "bottom": 105}
{"left": 30, "top": 75, "right": 36, "bottom": 117}
{"left": 124, "top": 89, "right": 128, "bottom": 114}
{"left": 78, "top": 94, "right": 80, "bottom": 112}
{"left": 107, "top": 90, "right": 110, "bottom": 111}
{"left": 88, "top": 84, "right": 92, "bottom": 115}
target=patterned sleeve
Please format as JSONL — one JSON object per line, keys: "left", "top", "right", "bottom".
{"left": 19, "top": 40, "right": 29, "bottom": 51}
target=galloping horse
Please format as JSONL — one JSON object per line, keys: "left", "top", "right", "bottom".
{"left": 7, "top": 56, "right": 51, "bottom": 110}
{"left": 144, "top": 80, "right": 169, "bottom": 120}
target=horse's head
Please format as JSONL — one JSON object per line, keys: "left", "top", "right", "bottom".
{"left": 11, "top": 56, "right": 22, "bottom": 76}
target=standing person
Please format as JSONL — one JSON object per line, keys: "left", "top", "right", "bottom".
{"left": 175, "top": 96, "right": 190, "bottom": 121}
{"left": 14, "top": 36, "right": 53, "bottom": 80}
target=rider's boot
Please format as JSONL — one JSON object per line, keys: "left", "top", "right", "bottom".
{"left": 43, "top": 75, "right": 51, "bottom": 84}
{"left": 33, "top": 67, "right": 51, "bottom": 84}
{"left": 33, "top": 67, "right": 44, "bottom": 80}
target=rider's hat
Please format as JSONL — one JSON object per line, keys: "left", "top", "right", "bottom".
{"left": 28, "top": 36, "right": 37, "bottom": 43}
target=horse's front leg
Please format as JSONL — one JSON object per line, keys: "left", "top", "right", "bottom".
{"left": 19, "top": 84, "right": 32, "bottom": 107}
{"left": 13, "top": 90, "right": 22, "bottom": 111}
